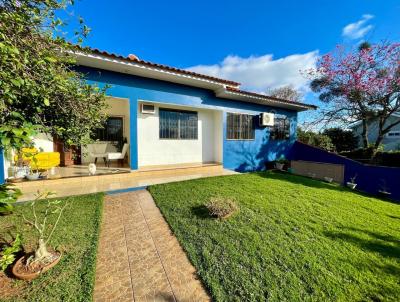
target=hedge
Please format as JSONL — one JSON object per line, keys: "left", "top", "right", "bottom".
{"left": 340, "top": 148, "right": 400, "bottom": 167}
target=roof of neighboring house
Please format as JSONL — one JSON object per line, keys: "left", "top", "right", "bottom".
{"left": 349, "top": 113, "right": 400, "bottom": 129}
{"left": 72, "top": 46, "right": 317, "bottom": 112}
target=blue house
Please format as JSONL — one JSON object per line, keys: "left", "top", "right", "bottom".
{"left": 0, "top": 48, "right": 315, "bottom": 183}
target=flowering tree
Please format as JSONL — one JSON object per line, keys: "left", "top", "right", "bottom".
{"left": 308, "top": 42, "right": 400, "bottom": 150}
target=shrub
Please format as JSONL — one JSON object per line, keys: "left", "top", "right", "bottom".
{"left": 0, "top": 183, "right": 22, "bottom": 215}
{"left": 322, "top": 128, "right": 359, "bottom": 152}
{"left": 340, "top": 148, "right": 400, "bottom": 167}
{"left": 0, "top": 234, "right": 22, "bottom": 271}
{"left": 206, "top": 197, "right": 238, "bottom": 219}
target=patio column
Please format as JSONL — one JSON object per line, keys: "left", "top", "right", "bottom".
{"left": 0, "top": 148, "right": 5, "bottom": 184}
{"left": 129, "top": 98, "right": 138, "bottom": 170}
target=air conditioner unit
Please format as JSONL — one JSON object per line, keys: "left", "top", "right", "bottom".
{"left": 141, "top": 103, "right": 155, "bottom": 114}
{"left": 260, "top": 112, "right": 274, "bottom": 126}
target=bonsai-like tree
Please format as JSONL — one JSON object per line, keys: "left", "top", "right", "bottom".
{"left": 22, "top": 191, "right": 67, "bottom": 264}
{"left": 307, "top": 41, "right": 400, "bottom": 151}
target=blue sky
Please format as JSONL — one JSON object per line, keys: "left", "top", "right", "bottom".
{"left": 59, "top": 0, "right": 400, "bottom": 121}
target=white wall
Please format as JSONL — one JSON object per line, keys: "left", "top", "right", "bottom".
{"left": 137, "top": 102, "right": 222, "bottom": 167}
{"left": 33, "top": 133, "right": 54, "bottom": 152}
{"left": 82, "top": 96, "right": 130, "bottom": 163}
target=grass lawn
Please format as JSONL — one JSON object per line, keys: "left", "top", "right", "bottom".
{"left": 0, "top": 193, "right": 103, "bottom": 302}
{"left": 149, "top": 172, "right": 400, "bottom": 302}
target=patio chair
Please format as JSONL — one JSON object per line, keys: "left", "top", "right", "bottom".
{"left": 106, "top": 143, "right": 129, "bottom": 167}
{"left": 88, "top": 143, "right": 109, "bottom": 165}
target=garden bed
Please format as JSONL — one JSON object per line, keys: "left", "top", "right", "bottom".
{"left": 149, "top": 172, "right": 400, "bottom": 302}
{"left": 0, "top": 193, "right": 103, "bottom": 301}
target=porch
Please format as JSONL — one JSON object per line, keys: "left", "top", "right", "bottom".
{"left": 15, "top": 163, "right": 237, "bottom": 202}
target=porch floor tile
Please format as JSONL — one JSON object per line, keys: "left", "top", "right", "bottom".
{"left": 93, "top": 190, "right": 210, "bottom": 302}
{"left": 16, "top": 165, "right": 237, "bottom": 201}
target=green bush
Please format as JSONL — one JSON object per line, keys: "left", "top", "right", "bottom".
{"left": 340, "top": 148, "right": 400, "bottom": 167}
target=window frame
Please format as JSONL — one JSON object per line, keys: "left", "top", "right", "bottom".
{"left": 386, "top": 131, "right": 400, "bottom": 138}
{"left": 159, "top": 108, "right": 199, "bottom": 140}
{"left": 271, "top": 115, "right": 290, "bottom": 140}
{"left": 93, "top": 115, "right": 124, "bottom": 142}
{"left": 226, "top": 112, "right": 255, "bottom": 141}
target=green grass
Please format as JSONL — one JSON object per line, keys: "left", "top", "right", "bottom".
{"left": 0, "top": 193, "right": 103, "bottom": 302}
{"left": 149, "top": 172, "right": 400, "bottom": 302}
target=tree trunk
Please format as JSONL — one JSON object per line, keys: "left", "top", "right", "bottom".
{"left": 374, "top": 134, "right": 385, "bottom": 151}
{"left": 361, "top": 119, "right": 369, "bottom": 148}
{"left": 34, "top": 239, "right": 52, "bottom": 263}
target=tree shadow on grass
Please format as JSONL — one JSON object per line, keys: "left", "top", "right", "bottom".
{"left": 387, "top": 214, "right": 400, "bottom": 220}
{"left": 191, "top": 205, "right": 212, "bottom": 219}
{"left": 253, "top": 171, "right": 347, "bottom": 193}
{"left": 254, "top": 171, "right": 400, "bottom": 204}
{"left": 324, "top": 227, "right": 400, "bottom": 260}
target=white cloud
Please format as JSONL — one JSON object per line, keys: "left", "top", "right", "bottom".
{"left": 342, "top": 14, "right": 374, "bottom": 40}
{"left": 187, "top": 51, "right": 319, "bottom": 93}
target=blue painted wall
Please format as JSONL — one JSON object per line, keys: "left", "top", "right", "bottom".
{"left": 78, "top": 66, "right": 298, "bottom": 172}
{"left": 290, "top": 141, "right": 400, "bottom": 202}
{"left": 0, "top": 149, "right": 4, "bottom": 184}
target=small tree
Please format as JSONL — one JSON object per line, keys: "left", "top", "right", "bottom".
{"left": 297, "top": 128, "right": 334, "bottom": 151}
{"left": 323, "top": 128, "right": 359, "bottom": 152}
{"left": 268, "top": 85, "right": 303, "bottom": 102}
{"left": 22, "top": 191, "right": 67, "bottom": 264}
{"left": 307, "top": 42, "right": 400, "bottom": 151}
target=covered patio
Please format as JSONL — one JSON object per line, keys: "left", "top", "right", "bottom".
{"left": 15, "top": 163, "right": 237, "bottom": 201}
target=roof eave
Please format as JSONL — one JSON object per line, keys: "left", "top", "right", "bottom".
{"left": 216, "top": 89, "right": 316, "bottom": 112}
{"left": 73, "top": 51, "right": 237, "bottom": 91}
{"left": 73, "top": 51, "right": 316, "bottom": 112}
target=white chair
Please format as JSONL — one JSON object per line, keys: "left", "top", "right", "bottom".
{"left": 106, "top": 143, "right": 129, "bottom": 167}
{"left": 88, "top": 143, "right": 109, "bottom": 165}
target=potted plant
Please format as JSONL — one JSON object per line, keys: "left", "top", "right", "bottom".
{"left": 12, "top": 191, "right": 67, "bottom": 281}
{"left": 0, "top": 184, "right": 22, "bottom": 215}
{"left": 275, "top": 155, "right": 289, "bottom": 171}
{"left": 378, "top": 179, "right": 391, "bottom": 198}
{"left": 24, "top": 150, "right": 40, "bottom": 181}
{"left": 346, "top": 174, "right": 357, "bottom": 189}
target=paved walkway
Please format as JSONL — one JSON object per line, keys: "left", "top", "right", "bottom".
{"left": 93, "top": 190, "right": 210, "bottom": 302}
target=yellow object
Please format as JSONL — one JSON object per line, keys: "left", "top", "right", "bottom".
{"left": 14, "top": 148, "right": 60, "bottom": 170}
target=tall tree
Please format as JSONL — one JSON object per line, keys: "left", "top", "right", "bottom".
{"left": 0, "top": 0, "right": 108, "bottom": 151}
{"left": 322, "top": 128, "right": 359, "bottom": 152}
{"left": 307, "top": 42, "right": 400, "bottom": 150}
{"left": 296, "top": 128, "right": 334, "bottom": 151}
{"left": 268, "top": 85, "right": 303, "bottom": 102}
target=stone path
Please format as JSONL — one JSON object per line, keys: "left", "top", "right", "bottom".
{"left": 93, "top": 190, "right": 211, "bottom": 302}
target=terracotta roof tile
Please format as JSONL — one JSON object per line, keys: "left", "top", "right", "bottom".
{"left": 76, "top": 46, "right": 241, "bottom": 87}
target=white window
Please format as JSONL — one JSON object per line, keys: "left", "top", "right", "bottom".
{"left": 386, "top": 131, "right": 400, "bottom": 138}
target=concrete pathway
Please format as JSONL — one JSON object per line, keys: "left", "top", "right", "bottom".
{"left": 93, "top": 190, "right": 210, "bottom": 302}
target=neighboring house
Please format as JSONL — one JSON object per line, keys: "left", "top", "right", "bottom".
{"left": 350, "top": 113, "right": 400, "bottom": 151}
{"left": 0, "top": 48, "right": 315, "bottom": 182}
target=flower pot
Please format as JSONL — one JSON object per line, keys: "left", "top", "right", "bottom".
{"left": 275, "top": 163, "right": 284, "bottom": 170}
{"left": 347, "top": 182, "right": 357, "bottom": 189}
{"left": 12, "top": 252, "right": 62, "bottom": 281}
{"left": 26, "top": 173, "right": 40, "bottom": 181}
